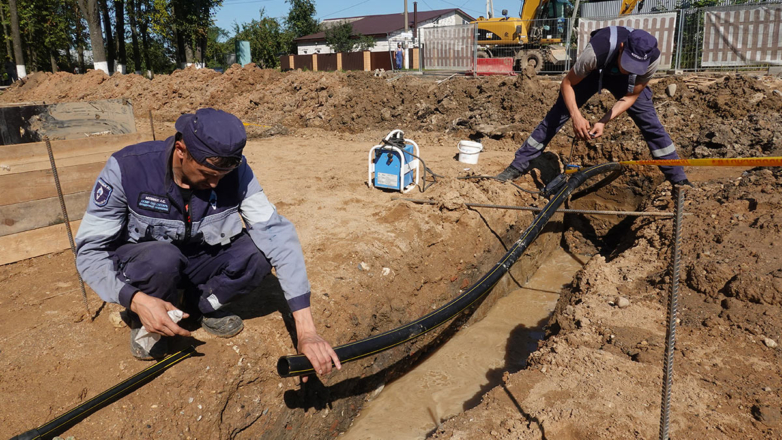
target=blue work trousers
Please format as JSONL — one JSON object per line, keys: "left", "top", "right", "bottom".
{"left": 511, "top": 71, "right": 687, "bottom": 183}
{"left": 111, "top": 231, "right": 271, "bottom": 314}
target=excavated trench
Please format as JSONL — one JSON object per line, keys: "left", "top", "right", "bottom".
{"left": 332, "top": 172, "right": 654, "bottom": 438}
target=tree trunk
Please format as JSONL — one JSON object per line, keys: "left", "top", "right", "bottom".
{"left": 76, "top": 0, "right": 108, "bottom": 74}
{"left": 114, "top": 0, "right": 125, "bottom": 73}
{"left": 184, "top": 40, "right": 194, "bottom": 66}
{"left": 74, "top": 4, "right": 86, "bottom": 72}
{"left": 200, "top": 2, "right": 209, "bottom": 67}
{"left": 99, "top": 0, "right": 114, "bottom": 73}
{"left": 139, "top": 0, "right": 151, "bottom": 76}
{"left": 50, "top": 50, "right": 58, "bottom": 72}
{"left": 128, "top": 0, "right": 140, "bottom": 73}
{"left": 0, "top": 3, "right": 12, "bottom": 60}
{"left": 8, "top": 0, "right": 25, "bottom": 78}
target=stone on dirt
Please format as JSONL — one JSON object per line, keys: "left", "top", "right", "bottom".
{"left": 616, "top": 297, "right": 631, "bottom": 308}
{"left": 763, "top": 337, "right": 778, "bottom": 348}
{"left": 666, "top": 84, "right": 677, "bottom": 97}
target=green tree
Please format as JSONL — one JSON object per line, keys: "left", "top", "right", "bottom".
{"left": 284, "top": 0, "right": 317, "bottom": 53}
{"left": 324, "top": 21, "right": 374, "bottom": 53}
{"left": 231, "top": 8, "right": 284, "bottom": 68}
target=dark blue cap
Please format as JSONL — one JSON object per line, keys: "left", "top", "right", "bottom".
{"left": 175, "top": 108, "right": 246, "bottom": 170}
{"left": 621, "top": 30, "right": 660, "bottom": 76}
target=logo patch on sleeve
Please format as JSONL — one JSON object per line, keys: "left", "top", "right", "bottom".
{"left": 138, "top": 193, "right": 171, "bottom": 213}
{"left": 93, "top": 178, "right": 113, "bottom": 207}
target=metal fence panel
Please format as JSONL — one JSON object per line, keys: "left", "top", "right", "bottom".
{"left": 421, "top": 24, "right": 475, "bottom": 71}
{"left": 580, "top": 0, "right": 780, "bottom": 18}
{"left": 702, "top": 5, "right": 782, "bottom": 66}
{"left": 342, "top": 52, "right": 364, "bottom": 71}
{"left": 317, "top": 53, "right": 338, "bottom": 71}
{"left": 578, "top": 13, "right": 678, "bottom": 69}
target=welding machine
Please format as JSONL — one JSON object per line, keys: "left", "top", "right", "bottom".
{"left": 367, "top": 130, "right": 420, "bottom": 193}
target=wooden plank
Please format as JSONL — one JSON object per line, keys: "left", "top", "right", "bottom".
{"left": 0, "top": 191, "right": 90, "bottom": 237}
{"left": 0, "top": 151, "right": 113, "bottom": 176}
{"left": 0, "top": 99, "right": 136, "bottom": 145}
{"left": 0, "top": 162, "right": 104, "bottom": 206}
{"left": 0, "top": 220, "right": 81, "bottom": 266}
{"left": 0, "top": 132, "right": 143, "bottom": 167}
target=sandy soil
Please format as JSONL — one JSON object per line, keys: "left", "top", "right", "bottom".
{"left": 0, "top": 126, "right": 551, "bottom": 439}
{"left": 1, "top": 68, "right": 781, "bottom": 439}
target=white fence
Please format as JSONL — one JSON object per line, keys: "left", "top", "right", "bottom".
{"left": 420, "top": 25, "right": 476, "bottom": 71}
{"left": 578, "top": 13, "right": 679, "bottom": 69}
{"left": 418, "top": 3, "right": 782, "bottom": 74}
{"left": 702, "top": 5, "right": 782, "bottom": 66}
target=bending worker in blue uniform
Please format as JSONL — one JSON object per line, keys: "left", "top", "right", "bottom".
{"left": 75, "top": 108, "right": 340, "bottom": 379}
{"left": 496, "top": 27, "right": 691, "bottom": 186}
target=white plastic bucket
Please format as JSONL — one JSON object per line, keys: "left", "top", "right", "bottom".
{"left": 457, "top": 140, "right": 483, "bottom": 164}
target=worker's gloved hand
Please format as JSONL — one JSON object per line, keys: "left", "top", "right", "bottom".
{"left": 589, "top": 122, "right": 605, "bottom": 139}
{"left": 572, "top": 114, "right": 591, "bottom": 140}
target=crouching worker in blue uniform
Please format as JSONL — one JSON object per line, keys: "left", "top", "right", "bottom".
{"left": 496, "top": 27, "right": 691, "bottom": 187}
{"left": 75, "top": 108, "right": 341, "bottom": 378}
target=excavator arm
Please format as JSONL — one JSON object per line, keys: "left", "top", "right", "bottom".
{"left": 620, "top": 0, "right": 643, "bottom": 15}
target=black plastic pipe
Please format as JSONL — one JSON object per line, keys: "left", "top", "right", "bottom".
{"left": 277, "top": 163, "right": 623, "bottom": 377}
{"left": 11, "top": 347, "right": 196, "bottom": 440}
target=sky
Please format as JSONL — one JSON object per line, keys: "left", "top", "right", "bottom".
{"left": 213, "top": 0, "right": 526, "bottom": 31}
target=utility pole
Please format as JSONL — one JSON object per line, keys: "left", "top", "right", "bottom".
{"left": 8, "top": 0, "right": 25, "bottom": 78}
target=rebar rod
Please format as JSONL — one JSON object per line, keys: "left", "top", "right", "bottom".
{"left": 45, "top": 137, "right": 91, "bottom": 319}
{"left": 392, "top": 198, "right": 676, "bottom": 217}
{"left": 659, "top": 186, "right": 686, "bottom": 440}
{"left": 148, "top": 109, "right": 156, "bottom": 141}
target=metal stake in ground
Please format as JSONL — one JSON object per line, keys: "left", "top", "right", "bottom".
{"left": 659, "top": 185, "right": 686, "bottom": 440}
{"left": 149, "top": 109, "right": 156, "bottom": 141}
{"left": 45, "top": 136, "right": 91, "bottom": 319}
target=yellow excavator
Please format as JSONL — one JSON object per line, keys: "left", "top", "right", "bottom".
{"left": 473, "top": 0, "right": 643, "bottom": 72}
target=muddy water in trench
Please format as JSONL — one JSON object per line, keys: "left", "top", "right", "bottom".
{"left": 343, "top": 248, "right": 585, "bottom": 439}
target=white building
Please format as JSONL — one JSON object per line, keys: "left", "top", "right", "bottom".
{"left": 294, "top": 8, "right": 475, "bottom": 55}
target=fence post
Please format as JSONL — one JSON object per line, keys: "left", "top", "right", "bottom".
{"left": 312, "top": 54, "right": 318, "bottom": 71}
{"left": 337, "top": 53, "right": 343, "bottom": 71}
{"left": 565, "top": 17, "right": 573, "bottom": 73}
{"left": 473, "top": 22, "right": 478, "bottom": 77}
{"left": 675, "top": 9, "right": 684, "bottom": 71}
{"left": 289, "top": 55, "right": 294, "bottom": 70}
{"left": 364, "top": 50, "right": 371, "bottom": 71}
{"left": 694, "top": 9, "right": 703, "bottom": 73}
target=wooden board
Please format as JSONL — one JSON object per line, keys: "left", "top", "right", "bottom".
{"left": 0, "top": 151, "right": 114, "bottom": 176}
{"left": 0, "top": 162, "right": 104, "bottom": 206}
{"left": 0, "top": 132, "right": 143, "bottom": 169}
{"left": 0, "top": 191, "right": 90, "bottom": 237}
{"left": 0, "top": 99, "right": 136, "bottom": 145}
{"left": 0, "top": 220, "right": 81, "bottom": 266}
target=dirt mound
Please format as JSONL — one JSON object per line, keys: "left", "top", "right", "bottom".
{"left": 432, "top": 167, "right": 782, "bottom": 439}
{"left": 6, "top": 68, "right": 780, "bottom": 163}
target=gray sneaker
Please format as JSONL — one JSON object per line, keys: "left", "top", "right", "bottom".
{"left": 495, "top": 165, "right": 525, "bottom": 182}
{"left": 129, "top": 326, "right": 169, "bottom": 361}
{"left": 201, "top": 310, "right": 244, "bottom": 338}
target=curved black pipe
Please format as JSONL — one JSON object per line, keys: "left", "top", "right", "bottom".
{"left": 11, "top": 347, "right": 196, "bottom": 440}
{"left": 277, "top": 163, "right": 623, "bottom": 378}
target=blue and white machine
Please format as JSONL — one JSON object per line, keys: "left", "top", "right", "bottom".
{"left": 367, "top": 130, "right": 420, "bottom": 193}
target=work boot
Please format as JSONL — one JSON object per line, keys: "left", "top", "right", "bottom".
{"left": 673, "top": 178, "right": 693, "bottom": 187}
{"left": 495, "top": 165, "right": 525, "bottom": 182}
{"left": 129, "top": 325, "right": 168, "bottom": 361}
{"left": 201, "top": 310, "right": 244, "bottom": 338}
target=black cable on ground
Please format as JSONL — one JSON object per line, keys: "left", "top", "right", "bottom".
{"left": 457, "top": 175, "right": 542, "bottom": 195}
{"left": 379, "top": 138, "right": 443, "bottom": 193}
{"left": 277, "top": 163, "right": 623, "bottom": 378}
{"left": 11, "top": 347, "right": 197, "bottom": 440}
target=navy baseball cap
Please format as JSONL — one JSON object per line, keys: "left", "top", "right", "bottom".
{"left": 621, "top": 30, "right": 660, "bottom": 76}
{"left": 175, "top": 108, "right": 246, "bottom": 171}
